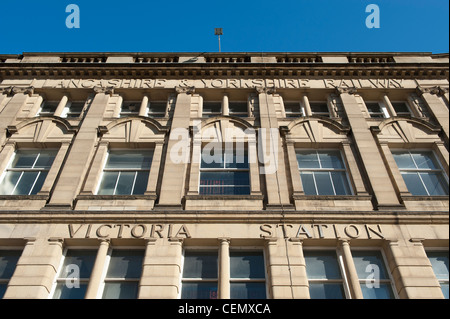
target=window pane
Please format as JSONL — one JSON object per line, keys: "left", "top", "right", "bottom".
{"left": 133, "top": 171, "right": 149, "bottom": 195}
{"left": 0, "top": 171, "right": 21, "bottom": 195}
{"left": 419, "top": 172, "right": 448, "bottom": 196}
{"left": 12, "top": 171, "right": 38, "bottom": 195}
{"left": 309, "top": 283, "right": 345, "bottom": 299}
{"left": 366, "top": 103, "right": 382, "bottom": 114}
{"left": 102, "top": 282, "right": 139, "bottom": 299}
{"left": 203, "top": 102, "right": 221, "bottom": 114}
{"left": 331, "top": 171, "right": 351, "bottom": 195}
{"left": 230, "top": 252, "right": 265, "bottom": 279}
{"left": 181, "top": 282, "right": 218, "bottom": 299}
{"left": 401, "top": 172, "right": 428, "bottom": 196}
{"left": 427, "top": 252, "right": 449, "bottom": 280}
{"left": 392, "top": 152, "right": 415, "bottom": 169}
{"left": 0, "top": 250, "right": 21, "bottom": 279}
{"left": 200, "top": 171, "right": 250, "bottom": 187}
{"left": 300, "top": 172, "right": 317, "bottom": 195}
{"left": 53, "top": 283, "right": 88, "bottom": 299}
{"left": 310, "top": 103, "right": 329, "bottom": 114}
{"left": 318, "top": 151, "right": 344, "bottom": 169}
{"left": 392, "top": 102, "right": 410, "bottom": 114}
{"left": 225, "top": 149, "right": 249, "bottom": 169}
{"left": 0, "top": 284, "right": 7, "bottom": 299}
{"left": 106, "top": 250, "right": 144, "bottom": 279}
{"left": 115, "top": 172, "right": 136, "bottom": 195}
{"left": 106, "top": 151, "right": 152, "bottom": 169}
{"left": 29, "top": 171, "right": 48, "bottom": 195}
{"left": 314, "top": 172, "right": 335, "bottom": 195}
{"left": 97, "top": 172, "right": 119, "bottom": 195}
{"left": 201, "top": 147, "right": 224, "bottom": 169}
{"left": 34, "top": 151, "right": 57, "bottom": 169}
{"left": 297, "top": 151, "right": 320, "bottom": 169}
{"left": 360, "top": 283, "right": 394, "bottom": 299}
{"left": 230, "top": 283, "right": 266, "bottom": 299}
{"left": 352, "top": 251, "right": 390, "bottom": 280}
{"left": 284, "top": 102, "right": 301, "bottom": 114}
{"left": 12, "top": 151, "right": 39, "bottom": 168}
{"left": 183, "top": 252, "right": 217, "bottom": 279}
{"left": 304, "top": 251, "right": 342, "bottom": 280}
{"left": 199, "top": 186, "right": 250, "bottom": 195}
{"left": 411, "top": 152, "right": 438, "bottom": 170}
{"left": 229, "top": 102, "right": 248, "bottom": 114}
{"left": 441, "top": 283, "right": 449, "bottom": 299}
{"left": 60, "top": 250, "right": 97, "bottom": 279}
{"left": 149, "top": 102, "right": 167, "bottom": 114}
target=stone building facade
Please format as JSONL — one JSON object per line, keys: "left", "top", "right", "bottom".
{"left": 0, "top": 52, "right": 448, "bottom": 299}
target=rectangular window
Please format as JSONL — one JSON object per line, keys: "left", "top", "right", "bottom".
{"left": 284, "top": 101, "right": 304, "bottom": 118}
{"left": 392, "top": 102, "right": 411, "bottom": 116}
{"left": 392, "top": 150, "right": 448, "bottom": 196}
{"left": 63, "top": 101, "right": 85, "bottom": 119}
{"left": 101, "top": 249, "right": 144, "bottom": 299}
{"left": 304, "top": 250, "right": 347, "bottom": 299}
{"left": 427, "top": 251, "right": 449, "bottom": 299}
{"left": 229, "top": 101, "right": 248, "bottom": 117}
{"left": 38, "top": 101, "right": 59, "bottom": 116}
{"left": 0, "top": 150, "right": 57, "bottom": 195}
{"left": 181, "top": 251, "right": 218, "bottom": 299}
{"left": 230, "top": 251, "right": 266, "bottom": 299}
{"left": 52, "top": 249, "right": 97, "bottom": 299}
{"left": 0, "top": 250, "right": 21, "bottom": 299}
{"left": 120, "top": 101, "right": 140, "bottom": 117}
{"left": 310, "top": 102, "right": 330, "bottom": 117}
{"left": 365, "top": 102, "right": 389, "bottom": 118}
{"left": 203, "top": 101, "right": 222, "bottom": 118}
{"left": 200, "top": 145, "right": 250, "bottom": 195}
{"left": 97, "top": 150, "right": 153, "bottom": 195}
{"left": 148, "top": 101, "right": 167, "bottom": 118}
{"left": 296, "top": 150, "right": 352, "bottom": 196}
{"left": 352, "top": 250, "right": 395, "bottom": 299}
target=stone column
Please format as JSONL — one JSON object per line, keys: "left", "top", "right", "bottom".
{"left": 285, "top": 140, "right": 304, "bottom": 196}
{"left": 338, "top": 239, "right": 363, "bottom": 299}
{"left": 145, "top": 141, "right": 164, "bottom": 196}
{"left": 139, "top": 238, "right": 183, "bottom": 299}
{"left": 338, "top": 88, "right": 403, "bottom": 209}
{"left": 54, "top": 95, "right": 69, "bottom": 117}
{"left": 222, "top": 94, "right": 229, "bottom": 116}
{"left": 417, "top": 86, "right": 449, "bottom": 145}
{"left": 139, "top": 95, "right": 149, "bottom": 117}
{"left": 341, "top": 142, "right": 369, "bottom": 196}
{"left": 158, "top": 87, "right": 194, "bottom": 207}
{"left": 218, "top": 238, "right": 231, "bottom": 299}
{"left": 379, "top": 143, "right": 411, "bottom": 197}
{"left": 302, "top": 95, "right": 312, "bottom": 116}
{"left": 384, "top": 239, "right": 444, "bottom": 299}
{"left": 46, "top": 87, "right": 113, "bottom": 208}
{"left": 85, "top": 239, "right": 110, "bottom": 299}
{"left": 3, "top": 238, "right": 64, "bottom": 299}
{"left": 0, "top": 87, "right": 34, "bottom": 147}
{"left": 257, "top": 87, "right": 291, "bottom": 207}
{"left": 37, "top": 142, "right": 71, "bottom": 196}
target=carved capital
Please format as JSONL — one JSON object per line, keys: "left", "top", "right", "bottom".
{"left": 93, "top": 86, "right": 115, "bottom": 96}
{"left": 256, "top": 87, "right": 276, "bottom": 95}
{"left": 0, "top": 86, "right": 13, "bottom": 96}
{"left": 11, "top": 86, "right": 34, "bottom": 96}
{"left": 416, "top": 85, "right": 441, "bottom": 96}
{"left": 335, "top": 87, "right": 357, "bottom": 95}
{"left": 175, "top": 86, "right": 195, "bottom": 94}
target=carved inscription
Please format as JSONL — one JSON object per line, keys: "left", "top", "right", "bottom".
{"left": 68, "top": 224, "right": 191, "bottom": 239}
{"left": 259, "top": 224, "right": 385, "bottom": 239}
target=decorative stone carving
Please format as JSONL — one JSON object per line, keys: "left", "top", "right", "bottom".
{"left": 93, "top": 86, "right": 115, "bottom": 95}
{"left": 256, "top": 87, "right": 276, "bottom": 94}
{"left": 335, "top": 87, "right": 357, "bottom": 95}
{"left": 175, "top": 86, "right": 195, "bottom": 94}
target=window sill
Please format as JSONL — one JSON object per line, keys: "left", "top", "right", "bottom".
{"left": 185, "top": 194, "right": 264, "bottom": 200}
{"left": 401, "top": 195, "right": 449, "bottom": 201}
{"left": 76, "top": 194, "right": 157, "bottom": 201}
{"left": 0, "top": 195, "right": 49, "bottom": 200}
{"left": 292, "top": 194, "right": 372, "bottom": 201}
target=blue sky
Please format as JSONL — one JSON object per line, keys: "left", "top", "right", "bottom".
{"left": 0, "top": 0, "right": 448, "bottom": 54}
